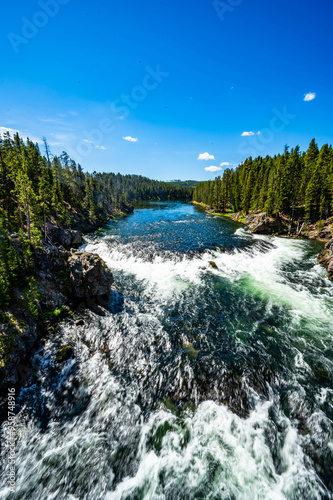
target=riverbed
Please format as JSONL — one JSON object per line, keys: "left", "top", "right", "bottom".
{"left": 1, "top": 201, "right": 332, "bottom": 499}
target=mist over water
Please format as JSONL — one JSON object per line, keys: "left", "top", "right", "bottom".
{"left": 1, "top": 202, "right": 333, "bottom": 499}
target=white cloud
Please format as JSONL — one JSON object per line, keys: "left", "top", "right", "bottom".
{"left": 205, "top": 165, "right": 222, "bottom": 172}
{"left": 304, "top": 92, "right": 316, "bottom": 102}
{"left": 198, "top": 152, "right": 215, "bottom": 160}
{"left": 220, "top": 162, "right": 230, "bottom": 166}
{"left": 95, "top": 145, "right": 107, "bottom": 150}
{"left": 83, "top": 139, "right": 93, "bottom": 143}
{"left": 0, "top": 126, "right": 41, "bottom": 144}
{"left": 123, "top": 136, "right": 138, "bottom": 142}
{"left": 241, "top": 131, "right": 261, "bottom": 136}
{"left": 0, "top": 126, "right": 19, "bottom": 135}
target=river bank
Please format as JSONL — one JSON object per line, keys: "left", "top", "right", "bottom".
{"left": 1, "top": 201, "right": 332, "bottom": 498}
{"left": 193, "top": 201, "right": 333, "bottom": 278}
{"left": 0, "top": 207, "right": 132, "bottom": 420}
{"left": 193, "top": 201, "right": 332, "bottom": 239}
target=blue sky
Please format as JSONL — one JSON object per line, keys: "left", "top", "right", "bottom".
{"left": 1, "top": 0, "right": 332, "bottom": 180}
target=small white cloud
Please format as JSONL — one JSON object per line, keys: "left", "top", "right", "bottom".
{"left": 304, "top": 92, "right": 316, "bottom": 102}
{"left": 205, "top": 165, "right": 222, "bottom": 172}
{"left": 220, "top": 162, "right": 230, "bottom": 166}
{"left": 0, "top": 127, "right": 41, "bottom": 144}
{"left": 241, "top": 131, "right": 261, "bottom": 137}
{"left": 0, "top": 126, "right": 19, "bottom": 135}
{"left": 115, "top": 116, "right": 125, "bottom": 120}
{"left": 123, "top": 136, "right": 138, "bottom": 142}
{"left": 83, "top": 139, "right": 93, "bottom": 143}
{"left": 95, "top": 145, "right": 107, "bottom": 150}
{"left": 198, "top": 152, "right": 215, "bottom": 160}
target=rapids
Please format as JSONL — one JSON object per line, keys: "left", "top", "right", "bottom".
{"left": 1, "top": 201, "right": 332, "bottom": 499}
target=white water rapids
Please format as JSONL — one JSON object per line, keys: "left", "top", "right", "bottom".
{"left": 1, "top": 202, "right": 332, "bottom": 499}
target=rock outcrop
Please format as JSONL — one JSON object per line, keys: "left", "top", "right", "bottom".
{"left": 44, "top": 222, "right": 82, "bottom": 249}
{"left": 245, "top": 213, "right": 280, "bottom": 234}
{"left": 318, "top": 239, "right": 333, "bottom": 279}
{"left": 68, "top": 251, "right": 114, "bottom": 299}
{"left": 0, "top": 320, "right": 38, "bottom": 387}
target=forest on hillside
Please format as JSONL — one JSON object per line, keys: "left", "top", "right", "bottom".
{"left": 193, "top": 140, "right": 333, "bottom": 222}
{"left": 0, "top": 132, "right": 192, "bottom": 310}
{"left": 0, "top": 132, "right": 193, "bottom": 235}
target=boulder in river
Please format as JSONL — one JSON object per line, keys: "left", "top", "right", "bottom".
{"left": 68, "top": 251, "right": 114, "bottom": 298}
{"left": 56, "top": 345, "right": 73, "bottom": 363}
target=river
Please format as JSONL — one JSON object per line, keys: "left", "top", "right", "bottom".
{"left": 1, "top": 201, "right": 333, "bottom": 499}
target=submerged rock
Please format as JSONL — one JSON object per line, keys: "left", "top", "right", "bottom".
{"left": 68, "top": 251, "right": 114, "bottom": 298}
{"left": 56, "top": 345, "right": 73, "bottom": 363}
{"left": 182, "top": 342, "right": 199, "bottom": 358}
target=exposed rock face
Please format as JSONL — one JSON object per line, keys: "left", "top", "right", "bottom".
{"left": 245, "top": 213, "right": 278, "bottom": 234}
{"left": 318, "top": 239, "right": 333, "bottom": 279}
{"left": 0, "top": 321, "right": 38, "bottom": 387}
{"left": 38, "top": 279, "right": 67, "bottom": 309}
{"left": 45, "top": 223, "right": 82, "bottom": 249}
{"left": 68, "top": 251, "right": 114, "bottom": 298}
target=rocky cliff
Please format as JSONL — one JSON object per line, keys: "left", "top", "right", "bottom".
{"left": 68, "top": 251, "right": 114, "bottom": 299}
{"left": 318, "top": 240, "right": 333, "bottom": 279}
{"left": 0, "top": 223, "right": 115, "bottom": 407}
{"left": 245, "top": 213, "right": 283, "bottom": 234}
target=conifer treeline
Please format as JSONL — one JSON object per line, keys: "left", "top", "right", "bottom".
{"left": 0, "top": 132, "right": 192, "bottom": 235}
{"left": 0, "top": 132, "right": 191, "bottom": 310}
{"left": 193, "top": 140, "right": 333, "bottom": 221}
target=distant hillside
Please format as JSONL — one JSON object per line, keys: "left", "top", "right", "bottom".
{"left": 167, "top": 180, "right": 200, "bottom": 187}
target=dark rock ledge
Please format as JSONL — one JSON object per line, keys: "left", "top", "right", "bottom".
{"left": 317, "top": 240, "right": 333, "bottom": 279}
{"left": 0, "top": 224, "right": 115, "bottom": 407}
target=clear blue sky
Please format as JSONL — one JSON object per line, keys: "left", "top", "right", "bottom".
{"left": 1, "top": 0, "right": 332, "bottom": 180}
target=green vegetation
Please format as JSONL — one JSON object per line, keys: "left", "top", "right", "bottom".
{"left": 0, "top": 132, "right": 193, "bottom": 311}
{"left": 193, "top": 140, "right": 333, "bottom": 222}
{"left": 166, "top": 180, "right": 201, "bottom": 188}
{"left": 42, "top": 305, "right": 68, "bottom": 320}
{"left": 105, "top": 174, "right": 194, "bottom": 202}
